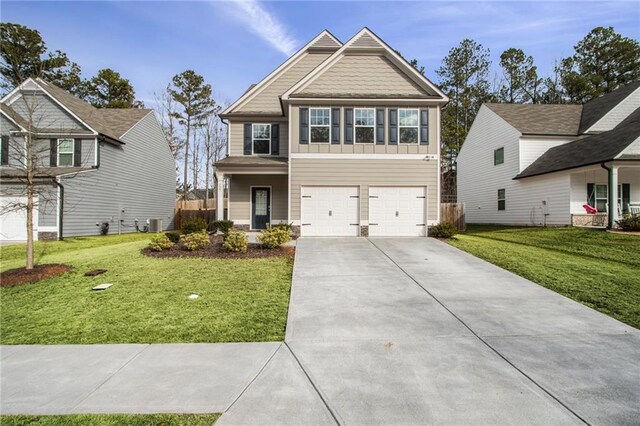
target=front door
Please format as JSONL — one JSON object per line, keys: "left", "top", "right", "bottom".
{"left": 251, "top": 187, "right": 271, "bottom": 230}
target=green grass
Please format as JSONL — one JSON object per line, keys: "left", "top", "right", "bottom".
{"left": 448, "top": 225, "right": 640, "bottom": 329}
{"left": 0, "top": 233, "right": 293, "bottom": 344}
{"left": 0, "top": 413, "right": 220, "bottom": 426}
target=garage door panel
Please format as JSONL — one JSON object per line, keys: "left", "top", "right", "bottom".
{"left": 369, "top": 187, "right": 426, "bottom": 237}
{"left": 301, "top": 187, "right": 359, "bottom": 237}
{"left": 0, "top": 196, "right": 38, "bottom": 241}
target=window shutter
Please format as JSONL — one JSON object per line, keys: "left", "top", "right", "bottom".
{"left": 344, "top": 108, "right": 354, "bottom": 144}
{"left": 299, "top": 108, "right": 309, "bottom": 144}
{"left": 271, "top": 123, "right": 279, "bottom": 155}
{"left": 50, "top": 139, "right": 57, "bottom": 167}
{"left": 244, "top": 124, "right": 252, "bottom": 155}
{"left": 74, "top": 139, "right": 82, "bottom": 167}
{"left": 331, "top": 108, "right": 340, "bottom": 144}
{"left": 587, "top": 183, "right": 594, "bottom": 206}
{"left": 388, "top": 109, "right": 397, "bottom": 145}
{"left": 376, "top": 109, "right": 385, "bottom": 145}
{"left": 1, "top": 136, "right": 8, "bottom": 165}
{"left": 420, "top": 109, "right": 429, "bottom": 145}
{"left": 622, "top": 183, "right": 630, "bottom": 213}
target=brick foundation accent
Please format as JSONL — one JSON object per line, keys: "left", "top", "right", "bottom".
{"left": 360, "top": 225, "right": 369, "bottom": 237}
{"left": 572, "top": 214, "right": 606, "bottom": 227}
{"left": 291, "top": 225, "right": 300, "bottom": 237}
{"left": 233, "top": 224, "right": 250, "bottom": 231}
{"left": 38, "top": 231, "right": 58, "bottom": 241}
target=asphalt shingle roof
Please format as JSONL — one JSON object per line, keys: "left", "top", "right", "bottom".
{"left": 485, "top": 103, "right": 584, "bottom": 136}
{"left": 579, "top": 81, "right": 640, "bottom": 133}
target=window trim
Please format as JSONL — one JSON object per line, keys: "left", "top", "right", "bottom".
{"left": 309, "top": 107, "right": 331, "bottom": 144}
{"left": 251, "top": 123, "right": 271, "bottom": 155}
{"left": 398, "top": 108, "right": 419, "bottom": 144}
{"left": 354, "top": 108, "right": 376, "bottom": 144}
{"left": 494, "top": 147, "right": 504, "bottom": 165}
{"left": 57, "top": 138, "right": 74, "bottom": 167}
{"left": 498, "top": 188, "right": 506, "bottom": 211}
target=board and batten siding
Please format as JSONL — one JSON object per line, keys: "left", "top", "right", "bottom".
{"left": 8, "top": 93, "right": 88, "bottom": 131}
{"left": 290, "top": 106, "right": 437, "bottom": 155}
{"left": 587, "top": 87, "right": 640, "bottom": 133}
{"left": 229, "top": 174, "right": 287, "bottom": 223}
{"left": 228, "top": 119, "right": 289, "bottom": 157}
{"left": 60, "top": 112, "right": 176, "bottom": 236}
{"left": 290, "top": 158, "right": 438, "bottom": 223}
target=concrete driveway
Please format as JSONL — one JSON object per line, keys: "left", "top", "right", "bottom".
{"left": 221, "top": 237, "right": 640, "bottom": 425}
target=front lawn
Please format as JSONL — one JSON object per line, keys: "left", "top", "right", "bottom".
{"left": 0, "top": 233, "right": 293, "bottom": 344}
{"left": 449, "top": 226, "right": 640, "bottom": 329}
{"left": 1, "top": 413, "right": 220, "bottom": 426}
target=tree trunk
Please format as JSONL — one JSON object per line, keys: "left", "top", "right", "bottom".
{"left": 183, "top": 118, "right": 190, "bottom": 200}
{"left": 192, "top": 131, "right": 198, "bottom": 197}
{"left": 25, "top": 140, "right": 35, "bottom": 270}
{"left": 204, "top": 143, "right": 210, "bottom": 208}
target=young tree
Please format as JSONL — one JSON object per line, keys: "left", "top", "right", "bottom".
{"left": 168, "top": 70, "right": 215, "bottom": 199}
{"left": 498, "top": 48, "right": 541, "bottom": 103}
{"left": 559, "top": 26, "right": 640, "bottom": 103}
{"left": 437, "top": 39, "right": 492, "bottom": 198}
{"left": 84, "top": 68, "right": 140, "bottom": 108}
{"left": 200, "top": 110, "right": 226, "bottom": 208}
{"left": 153, "top": 84, "right": 184, "bottom": 160}
{"left": 0, "top": 22, "right": 82, "bottom": 95}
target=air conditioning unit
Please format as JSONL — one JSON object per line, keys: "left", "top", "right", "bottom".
{"left": 149, "top": 218, "right": 162, "bottom": 233}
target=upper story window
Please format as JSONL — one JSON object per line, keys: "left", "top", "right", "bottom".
{"left": 310, "top": 108, "right": 330, "bottom": 143}
{"left": 398, "top": 109, "right": 419, "bottom": 144}
{"left": 355, "top": 108, "right": 375, "bottom": 143}
{"left": 252, "top": 124, "right": 271, "bottom": 155}
{"left": 1, "top": 135, "right": 8, "bottom": 166}
{"left": 494, "top": 147, "right": 504, "bottom": 165}
{"left": 58, "top": 138, "right": 74, "bottom": 167}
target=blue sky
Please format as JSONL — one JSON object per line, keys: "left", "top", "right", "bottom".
{"left": 4, "top": 1, "right": 639, "bottom": 106}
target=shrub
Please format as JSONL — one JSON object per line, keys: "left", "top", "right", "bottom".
{"left": 182, "top": 217, "right": 208, "bottom": 235}
{"left": 616, "top": 214, "right": 640, "bottom": 231}
{"left": 213, "top": 220, "right": 234, "bottom": 235}
{"left": 148, "top": 234, "right": 174, "bottom": 252}
{"left": 223, "top": 230, "right": 248, "bottom": 253}
{"left": 271, "top": 223, "right": 292, "bottom": 232}
{"left": 429, "top": 222, "right": 458, "bottom": 238}
{"left": 258, "top": 227, "right": 291, "bottom": 249}
{"left": 182, "top": 231, "right": 210, "bottom": 251}
{"left": 164, "top": 231, "right": 181, "bottom": 243}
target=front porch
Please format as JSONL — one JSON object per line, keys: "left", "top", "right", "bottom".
{"left": 570, "top": 161, "right": 640, "bottom": 228}
{"left": 214, "top": 156, "right": 289, "bottom": 231}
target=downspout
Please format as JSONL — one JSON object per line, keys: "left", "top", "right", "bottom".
{"left": 52, "top": 178, "right": 64, "bottom": 240}
{"left": 600, "top": 162, "right": 612, "bottom": 229}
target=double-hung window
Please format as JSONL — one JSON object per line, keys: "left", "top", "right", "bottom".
{"left": 494, "top": 147, "right": 504, "bottom": 165}
{"left": 310, "top": 108, "right": 330, "bottom": 143}
{"left": 498, "top": 189, "right": 506, "bottom": 211}
{"left": 398, "top": 109, "right": 419, "bottom": 144}
{"left": 58, "top": 138, "right": 74, "bottom": 167}
{"left": 252, "top": 124, "right": 271, "bottom": 155}
{"left": 354, "top": 108, "right": 375, "bottom": 143}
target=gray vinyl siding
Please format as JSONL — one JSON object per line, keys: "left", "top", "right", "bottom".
{"left": 34, "top": 138, "right": 96, "bottom": 168}
{"left": 291, "top": 106, "right": 437, "bottom": 155}
{"left": 290, "top": 158, "right": 438, "bottom": 222}
{"left": 59, "top": 112, "right": 176, "bottom": 237}
{"left": 229, "top": 119, "right": 289, "bottom": 157}
{"left": 8, "top": 93, "right": 88, "bottom": 131}
{"left": 1, "top": 115, "right": 24, "bottom": 167}
{"left": 229, "top": 174, "right": 288, "bottom": 223}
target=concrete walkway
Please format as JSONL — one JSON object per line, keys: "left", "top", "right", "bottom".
{"left": 2, "top": 237, "right": 639, "bottom": 425}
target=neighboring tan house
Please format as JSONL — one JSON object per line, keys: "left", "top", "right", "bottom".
{"left": 216, "top": 28, "right": 448, "bottom": 236}
{"left": 457, "top": 82, "right": 640, "bottom": 228}
{"left": 0, "top": 78, "right": 176, "bottom": 242}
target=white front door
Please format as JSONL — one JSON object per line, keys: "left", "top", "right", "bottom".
{"left": 301, "top": 186, "right": 359, "bottom": 236}
{"left": 369, "top": 187, "right": 426, "bottom": 236}
{"left": 0, "top": 196, "right": 38, "bottom": 241}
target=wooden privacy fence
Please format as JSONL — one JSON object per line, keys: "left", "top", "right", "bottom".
{"left": 440, "top": 203, "right": 466, "bottom": 231}
{"left": 176, "top": 199, "right": 217, "bottom": 210}
{"left": 174, "top": 209, "right": 217, "bottom": 231}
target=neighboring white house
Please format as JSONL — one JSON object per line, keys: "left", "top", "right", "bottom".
{"left": 457, "top": 82, "right": 640, "bottom": 228}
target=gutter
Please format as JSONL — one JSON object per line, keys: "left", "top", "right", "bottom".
{"left": 52, "top": 178, "right": 64, "bottom": 240}
{"left": 600, "top": 162, "right": 613, "bottom": 229}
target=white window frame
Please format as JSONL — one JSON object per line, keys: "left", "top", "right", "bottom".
{"left": 57, "top": 138, "right": 74, "bottom": 167}
{"left": 354, "top": 108, "right": 376, "bottom": 144}
{"left": 398, "top": 108, "right": 419, "bottom": 144}
{"left": 591, "top": 183, "right": 625, "bottom": 212}
{"left": 251, "top": 123, "right": 271, "bottom": 155}
{"left": 494, "top": 147, "right": 504, "bottom": 165}
{"left": 498, "top": 188, "right": 506, "bottom": 211}
{"left": 309, "top": 107, "right": 330, "bottom": 143}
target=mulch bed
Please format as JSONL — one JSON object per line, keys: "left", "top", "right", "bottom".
{"left": 141, "top": 235, "right": 295, "bottom": 259}
{"left": 1, "top": 264, "right": 71, "bottom": 288}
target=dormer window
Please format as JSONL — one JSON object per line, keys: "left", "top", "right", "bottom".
{"left": 310, "top": 108, "right": 330, "bottom": 143}
{"left": 252, "top": 124, "right": 271, "bottom": 155}
{"left": 58, "top": 139, "right": 74, "bottom": 167}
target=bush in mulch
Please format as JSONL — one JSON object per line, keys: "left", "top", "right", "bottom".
{"left": 141, "top": 235, "right": 294, "bottom": 259}
{"left": 1, "top": 264, "right": 71, "bottom": 288}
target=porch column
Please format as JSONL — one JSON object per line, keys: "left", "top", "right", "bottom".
{"left": 216, "top": 171, "right": 225, "bottom": 221}
{"left": 609, "top": 165, "right": 619, "bottom": 228}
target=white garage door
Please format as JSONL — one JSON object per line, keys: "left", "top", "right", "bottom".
{"left": 369, "top": 187, "right": 427, "bottom": 237}
{"left": 0, "top": 197, "right": 38, "bottom": 242}
{"left": 301, "top": 186, "right": 359, "bottom": 236}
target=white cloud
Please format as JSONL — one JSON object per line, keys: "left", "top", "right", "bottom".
{"left": 225, "top": 0, "right": 298, "bottom": 56}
